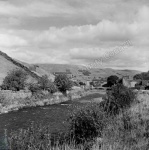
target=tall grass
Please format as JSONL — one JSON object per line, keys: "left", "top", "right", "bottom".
{"left": 7, "top": 110, "right": 149, "bottom": 150}
{"left": 7, "top": 85, "right": 149, "bottom": 150}
{"left": 8, "top": 110, "right": 149, "bottom": 150}
{"left": 101, "top": 111, "right": 149, "bottom": 150}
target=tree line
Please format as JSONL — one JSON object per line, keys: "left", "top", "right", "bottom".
{"left": 0, "top": 69, "right": 73, "bottom": 94}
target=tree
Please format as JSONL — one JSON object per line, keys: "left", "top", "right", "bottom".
{"left": 28, "top": 83, "right": 41, "bottom": 94}
{"left": 38, "top": 75, "right": 50, "bottom": 90}
{"left": 38, "top": 75, "right": 57, "bottom": 93}
{"left": 54, "top": 74, "right": 72, "bottom": 94}
{"left": 107, "top": 75, "right": 119, "bottom": 87}
{"left": 79, "top": 81, "right": 86, "bottom": 86}
{"left": 133, "top": 74, "right": 143, "bottom": 80}
{"left": 134, "top": 71, "right": 149, "bottom": 80}
{"left": 1, "top": 69, "right": 27, "bottom": 91}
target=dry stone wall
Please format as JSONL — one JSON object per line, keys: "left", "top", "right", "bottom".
{"left": 0, "top": 90, "right": 32, "bottom": 100}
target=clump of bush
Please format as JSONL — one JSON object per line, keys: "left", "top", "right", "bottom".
{"left": 1, "top": 69, "right": 27, "bottom": 91}
{"left": 38, "top": 75, "right": 57, "bottom": 93}
{"left": 68, "top": 104, "right": 107, "bottom": 145}
{"left": 28, "top": 83, "right": 41, "bottom": 94}
{"left": 54, "top": 74, "right": 72, "bottom": 94}
{"left": 28, "top": 75, "right": 57, "bottom": 95}
{"left": 104, "top": 83, "right": 136, "bottom": 115}
{"left": 107, "top": 75, "right": 119, "bottom": 87}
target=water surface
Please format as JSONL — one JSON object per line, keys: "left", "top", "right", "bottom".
{"left": 0, "top": 92, "right": 105, "bottom": 148}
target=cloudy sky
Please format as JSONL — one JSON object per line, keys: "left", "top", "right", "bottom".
{"left": 0, "top": 0, "right": 149, "bottom": 71}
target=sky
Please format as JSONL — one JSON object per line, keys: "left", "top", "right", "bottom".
{"left": 0, "top": 0, "right": 149, "bottom": 71}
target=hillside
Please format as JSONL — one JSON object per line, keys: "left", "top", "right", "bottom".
{"left": 0, "top": 51, "right": 54, "bottom": 84}
{"left": 37, "top": 64, "right": 141, "bottom": 82}
{"left": 0, "top": 50, "right": 141, "bottom": 85}
{"left": 0, "top": 55, "right": 19, "bottom": 84}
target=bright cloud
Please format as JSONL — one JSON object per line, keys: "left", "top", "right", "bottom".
{"left": 0, "top": 0, "right": 149, "bottom": 71}
{"left": 0, "top": 33, "right": 27, "bottom": 47}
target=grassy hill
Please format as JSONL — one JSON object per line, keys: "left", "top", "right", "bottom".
{"left": 0, "top": 50, "right": 141, "bottom": 85}
{"left": 0, "top": 54, "right": 19, "bottom": 84}
{"left": 37, "top": 64, "right": 141, "bottom": 82}
{"left": 0, "top": 51, "right": 54, "bottom": 84}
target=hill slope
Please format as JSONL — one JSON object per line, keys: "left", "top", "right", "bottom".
{"left": 0, "top": 50, "right": 141, "bottom": 85}
{"left": 0, "top": 51, "right": 54, "bottom": 84}
{"left": 37, "top": 64, "right": 141, "bottom": 82}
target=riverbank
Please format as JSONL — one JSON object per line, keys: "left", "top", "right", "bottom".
{"left": 0, "top": 93, "right": 68, "bottom": 114}
{"left": 5, "top": 89, "right": 149, "bottom": 150}
{"left": 0, "top": 89, "right": 105, "bottom": 115}
{"left": 0, "top": 89, "right": 105, "bottom": 149}
{"left": 0, "top": 92, "right": 105, "bottom": 136}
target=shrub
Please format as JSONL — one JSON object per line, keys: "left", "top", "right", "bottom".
{"left": 1, "top": 69, "right": 27, "bottom": 91}
{"left": 134, "top": 71, "right": 149, "bottom": 80}
{"left": 47, "top": 82, "right": 57, "bottom": 94}
{"left": 79, "top": 81, "right": 86, "bottom": 86}
{"left": 54, "top": 74, "right": 72, "bottom": 94}
{"left": 28, "top": 84, "right": 48, "bottom": 99}
{"left": 28, "top": 76, "right": 57, "bottom": 94}
{"left": 38, "top": 75, "right": 57, "bottom": 93}
{"left": 68, "top": 104, "right": 107, "bottom": 145}
{"left": 107, "top": 75, "right": 119, "bottom": 87}
{"left": 104, "top": 83, "right": 136, "bottom": 115}
{"left": 38, "top": 75, "right": 51, "bottom": 90}
{"left": 28, "top": 83, "right": 41, "bottom": 94}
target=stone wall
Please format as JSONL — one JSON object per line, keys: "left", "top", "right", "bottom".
{"left": 0, "top": 90, "right": 32, "bottom": 100}
{"left": 0, "top": 89, "right": 87, "bottom": 114}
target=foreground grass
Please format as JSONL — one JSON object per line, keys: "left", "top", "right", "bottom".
{"left": 8, "top": 111, "right": 149, "bottom": 150}
{"left": 101, "top": 91, "right": 149, "bottom": 150}
{"left": 6, "top": 89, "right": 149, "bottom": 150}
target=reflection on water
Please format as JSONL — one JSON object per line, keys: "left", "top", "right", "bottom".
{"left": 0, "top": 130, "right": 8, "bottom": 150}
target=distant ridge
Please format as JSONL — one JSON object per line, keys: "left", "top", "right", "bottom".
{"left": 37, "top": 64, "right": 141, "bottom": 82}
{"left": 0, "top": 50, "right": 41, "bottom": 80}
{"left": 0, "top": 50, "right": 141, "bottom": 84}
